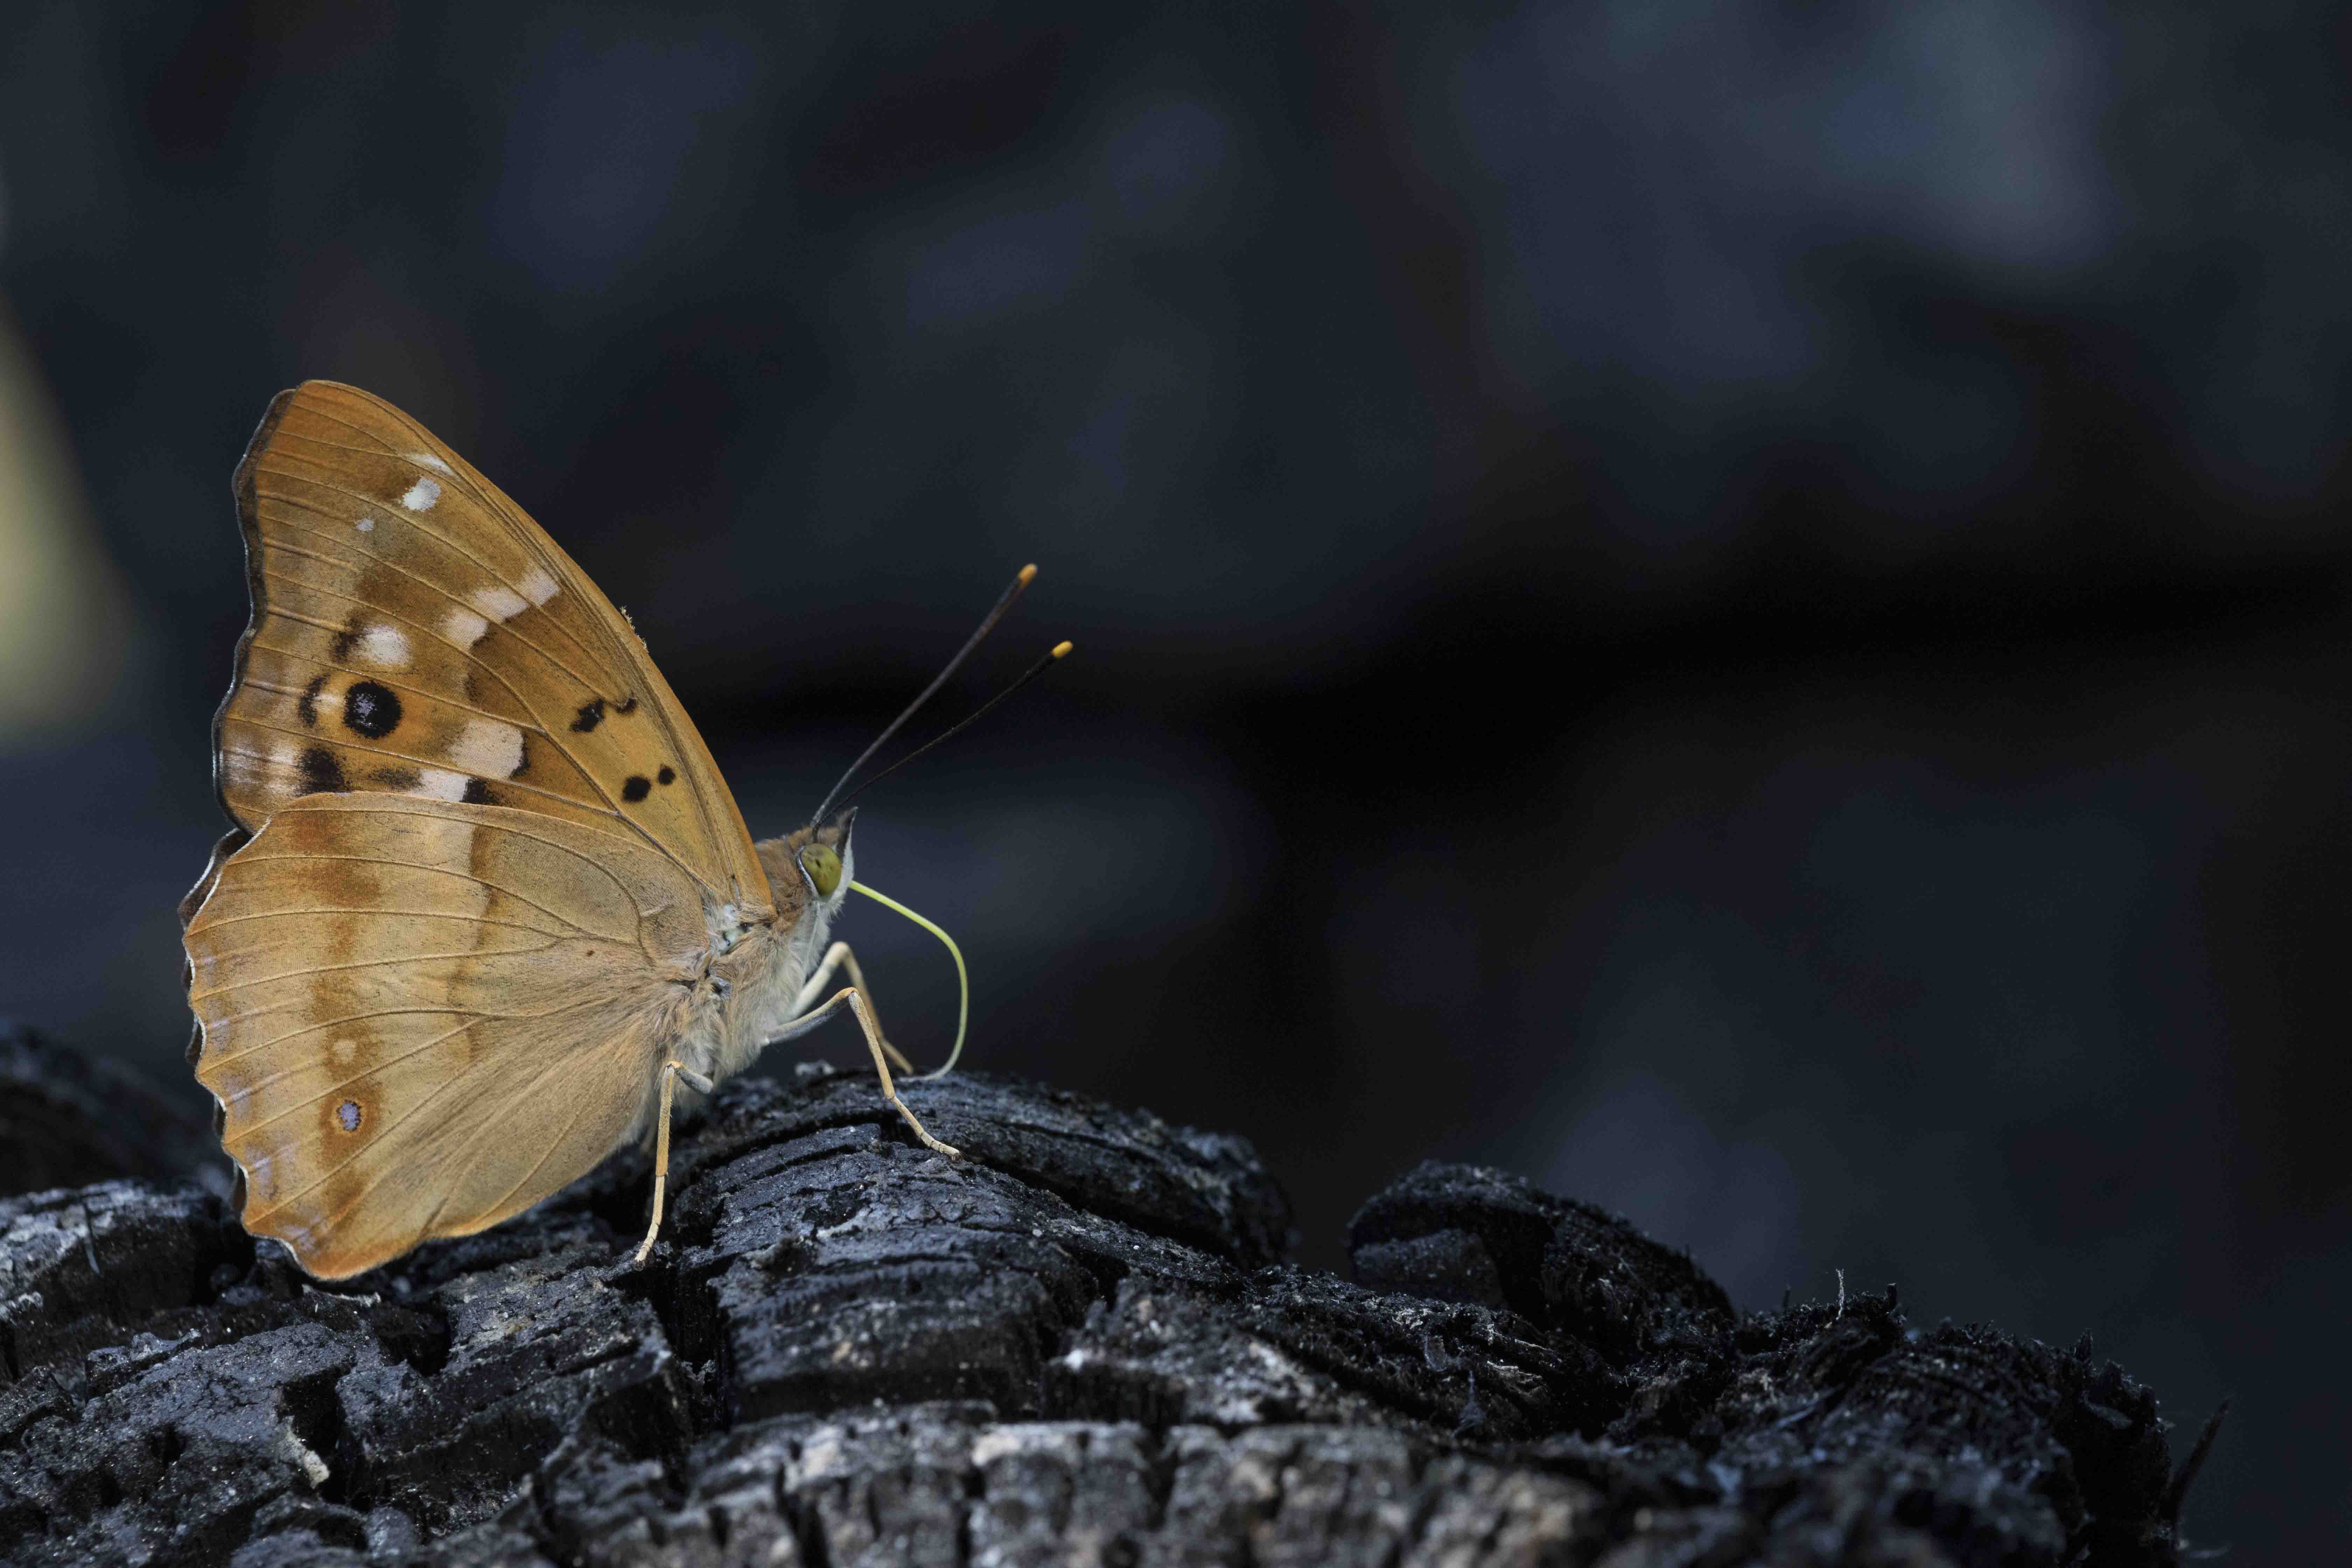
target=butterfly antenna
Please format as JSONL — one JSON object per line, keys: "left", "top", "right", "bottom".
{"left": 811, "top": 565, "right": 1037, "bottom": 825}
{"left": 833, "top": 640, "right": 1073, "bottom": 814}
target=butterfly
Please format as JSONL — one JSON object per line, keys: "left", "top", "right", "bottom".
{"left": 178, "top": 381, "right": 1055, "bottom": 1279}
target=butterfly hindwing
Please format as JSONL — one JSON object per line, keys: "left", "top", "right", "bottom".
{"left": 184, "top": 793, "right": 709, "bottom": 1278}
{"left": 214, "top": 380, "right": 767, "bottom": 910}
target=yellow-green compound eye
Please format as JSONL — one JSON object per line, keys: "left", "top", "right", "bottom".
{"left": 798, "top": 844, "right": 842, "bottom": 898}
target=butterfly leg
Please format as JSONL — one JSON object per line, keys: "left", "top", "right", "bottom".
{"left": 634, "top": 1058, "right": 716, "bottom": 1265}
{"left": 792, "top": 942, "right": 916, "bottom": 1073}
{"left": 779, "top": 987, "right": 961, "bottom": 1158}
{"left": 842, "top": 987, "right": 961, "bottom": 1158}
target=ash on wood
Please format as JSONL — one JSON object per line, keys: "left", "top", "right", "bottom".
{"left": 0, "top": 1026, "right": 2213, "bottom": 1566}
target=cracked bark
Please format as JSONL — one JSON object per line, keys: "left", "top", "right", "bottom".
{"left": 0, "top": 1022, "right": 2211, "bottom": 1567}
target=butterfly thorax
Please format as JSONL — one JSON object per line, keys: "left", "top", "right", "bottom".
{"left": 679, "top": 822, "right": 853, "bottom": 1084}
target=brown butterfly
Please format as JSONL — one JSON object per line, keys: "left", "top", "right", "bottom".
{"left": 179, "top": 381, "right": 1051, "bottom": 1279}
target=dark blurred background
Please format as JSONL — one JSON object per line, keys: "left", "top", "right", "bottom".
{"left": 1, "top": 1, "right": 2346, "bottom": 1553}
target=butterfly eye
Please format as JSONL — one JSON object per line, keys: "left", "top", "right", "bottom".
{"left": 798, "top": 844, "right": 842, "bottom": 898}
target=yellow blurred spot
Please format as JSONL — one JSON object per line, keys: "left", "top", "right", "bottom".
{"left": 0, "top": 294, "right": 129, "bottom": 745}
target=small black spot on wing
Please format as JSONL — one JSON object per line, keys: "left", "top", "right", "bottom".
{"left": 510, "top": 736, "right": 530, "bottom": 778}
{"left": 571, "top": 698, "right": 604, "bottom": 732}
{"left": 622, "top": 775, "right": 652, "bottom": 802}
{"left": 371, "top": 765, "right": 421, "bottom": 790}
{"left": 657, "top": 765, "right": 675, "bottom": 785}
{"left": 614, "top": 695, "right": 638, "bottom": 715}
{"left": 298, "top": 674, "right": 327, "bottom": 727}
{"left": 342, "top": 680, "right": 402, "bottom": 738}
{"left": 298, "top": 747, "right": 348, "bottom": 795}
{"left": 462, "top": 778, "right": 498, "bottom": 805}
{"left": 328, "top": 614, "right": 363, "bottom": 662}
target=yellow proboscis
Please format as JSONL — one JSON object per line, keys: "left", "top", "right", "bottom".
{"left": 848, "top": 880, "right": 969, "bottom": 1079}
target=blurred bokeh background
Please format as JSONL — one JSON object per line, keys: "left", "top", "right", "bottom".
{"left": 2, "top": 1, "right": 2346, "bottom": 1553}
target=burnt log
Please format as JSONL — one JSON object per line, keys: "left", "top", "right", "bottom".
{"left": 0, "top": 1024, "right": 2210, "bottom": 1566}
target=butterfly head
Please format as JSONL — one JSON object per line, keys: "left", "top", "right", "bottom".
{"left": 794, "top": 817, "right": 853, "bottom": 904}
{"left": 799, "top": 841, "right": 844, "bottom": 899}
{"left": 754, "top": 808, "right": 856, "bottom": 924}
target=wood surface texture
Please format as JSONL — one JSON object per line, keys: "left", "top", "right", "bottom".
{"left": 0, "top": 1023, "right": 2208, "bottom": 1567}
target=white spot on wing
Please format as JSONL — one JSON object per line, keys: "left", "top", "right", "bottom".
{"left": 449, "top": 718, "right": 525, "bottom": 779}
{"left": 222, "top": 740, "right": 275, "bottom": 793}
{"left": 470, "top": 584, "right": 529, "bottom": 622}
{"left": 400, "top": 476, "right": 442, "bottom": 511}
{"left": 444, "top": 607, "right": 489, "bottom": 649}
{"left": 417, "top": 768, "right": 470, "bottom": 800}
{"left": 518, "top": 565, "right": 560, "bottom": 606}
{"left": 356, "top": 625, "right": 409, "bottom": 669}
{"left": 356, "top": 517, "right": 374, "bottom": 532}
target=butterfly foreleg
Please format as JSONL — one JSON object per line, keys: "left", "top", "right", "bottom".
{"left": 634, "top": 1057, "right": 717, "bottom": 1265}
{"left": 791, "top": 941, "right": 916, "bottom": 1074}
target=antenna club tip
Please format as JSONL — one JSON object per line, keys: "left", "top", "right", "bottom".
{"left": 1017, "top": 564, "right": 1038, "bottom": 584}
{"left": 1050, "top": 640, "right": 1074, "bottom": 658}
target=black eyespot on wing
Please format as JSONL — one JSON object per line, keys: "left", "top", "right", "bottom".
{"left": 570, "top": 698, "right": 605, "bottom": 732}
{"left": 622, "top": 775, "right": 652, "bottom": 803}
{"left": 342, "top": 680, "right": 402, "bottom": 738}
{"left": 462, "top": 778, "right": 498, "bottom": 805}
{"left": 657, "top": 765, "right": 675, "bottom": 785}
{"left": 298, "top": 674, "right": 327, "bottom": 728}
{"left": 298, "top": 747, "right": 348, "bottom": 795}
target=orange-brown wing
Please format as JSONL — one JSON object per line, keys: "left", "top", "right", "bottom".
{"left": 212, "top": 380, "right": 768, "bottom": 913}
{"left": 184, "top": 792, "right": 706, "bottom": 1278}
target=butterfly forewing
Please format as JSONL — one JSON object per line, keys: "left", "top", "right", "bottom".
{"left": 215, "top": 381, "right": 766, "bottom": 910}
